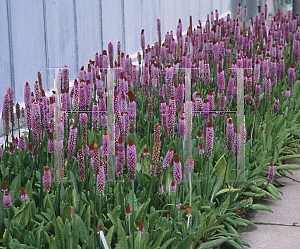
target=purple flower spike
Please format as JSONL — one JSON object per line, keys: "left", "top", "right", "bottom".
{"left": 163, "top": 148, "right": 174, "bottom": 169}
{"left": 127, "top": 139, "right": 137, "bottom": 181}
{"left": 206, "top": 121, "right": 214, "bottom": 157}
{"left": 3, "top": 192, "right": 12, "bottom": 209}
{"left": 267, "top": 163, "right": 274, "bottom": 184}
{"left": 173, "top": 154, "right": 182, "bottom": 184}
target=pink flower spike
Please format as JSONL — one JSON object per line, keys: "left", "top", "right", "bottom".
{"left": 3, "top": 192, "right": 12, "bottom": 209}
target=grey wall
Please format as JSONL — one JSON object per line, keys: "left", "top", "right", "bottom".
{"left": 1, "top": 0, "right": 255, "bottom": 110}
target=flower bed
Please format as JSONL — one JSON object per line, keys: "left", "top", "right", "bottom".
{"left": 1, "top": 4, "right": 300, "bottom": 249}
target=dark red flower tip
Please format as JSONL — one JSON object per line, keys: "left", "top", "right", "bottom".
{"left": 129, "top": 139, "right": 133, "bottom": 146}
{"left": 287, "top": 87, "right": 290, "bottom": 91}
{"left": 167, "top": 214, "right": 170, "bottom": 219}
{"left": 270, "top": 163, "right": 273, "bottom": 166}
{"left": 50, "top": 97, "right": 54, "bottom": 104}
{"left": 98, "top": 224, "right": 102, "bottom": 232}
{"left": 20, "top": 187, "right": 25, "bottom": 195}
{"left": 139, "top": 220, "right": 144, "bottom": 232}
{"left": 200, "top": 143, "right": 203, "bottom": 149}
{"left": 140, "top": 153, "right": 144, "bottom": 159}
{"left": 291, "top": 64, "right": 294, "bottom": 68}
{"left": 208, "top": 121, "right": 212, "bottom": 127}
{"left": 119, "top": 136, "right": 123, "bottom": 144}
{"left": 169, "top": 148, "right": 173, "bottom": 152}
{"left": 126, "top": 203, "right": 131, "bottom": 214}
{"left": 175, "top": 154, "right": 179, "bottom": 163}
{"left": 228, "top": 118, "right": 232, "bottom": 124}
{"left": 2, "top": 181, "right": 7, "bottom": 191}
{"left": 180, "top": 205, "right": 187, "bottom": 210}
{"left": 45, "top": 166, "right": 50, "bottom": 171}
{"left": 26, "top": 82, "right": 29, "bottom": 86}
{"left": 171, "top": 181, "right": 175, "bottom": 186}
{"left": 170, "top": 96, "right": 174, "bottom": 100}
{"left": 159, "top": 183, "right": 162, "bottom": 187}
{"left": 204, "top": 99, "right": 209, "bottom": 103}
{"left": 218, "top": 67, "right": 223, "bottom": 73}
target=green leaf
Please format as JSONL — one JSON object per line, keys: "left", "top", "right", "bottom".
{"left": 249, "top": 204, "right": 273, "bottom": 213}
{"left": 160, "top": 237, "right": 176, "bottom": 249}
{"left": 84, "top": 205, "right": 91, "bottom": 230}
{"left": 11, "top": 201, "right": 30, "bottom": 229}
{"left": 277, "top": 154, "right": 300, "bottom": 161}
{"left": 148, "top": 211, "right": 159, "bottom": 233}
{"left": 266, "top": 184, "right": 281, "bottom": 200}
{"left": 214, "top": 154, "right": 227, "bottom": 181}
{"left": 24, "top": 180, "right": 33, "bottom": 201}
{"left": 275, "top": 164, "right": 300, "bottom": 170}
{"left": 214, "top": 188, "right": 240, "bottom": 198}
{"left": 117, "top": 218, "right": 127, "bottom": 249}
{"left": 210, "top": 177, "right": 224, "bottom": 202}
{"left": 106, "top": 225, "right": 115, "bottom": 249}
{"left": 75, "top": 214, "right": 89, "bottom": 245}
{"left": 198, "top": 237, "right": 230, "bottom": 249}
{"left": 9, "top": 174, "right": 21, "bottom": 201}
{"left": 35, "top": 221, "right": 44, "bottom": 248}
{"left": 72, "top": 189, "right": 79, "bottom": 213}
{"left": 151, "top": 229, "right": 168, "bottom": 248}
{"left": 176, "top": 232, "right": 195, "bottom": 249}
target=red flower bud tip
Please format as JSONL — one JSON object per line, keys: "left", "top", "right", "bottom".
{"left": 229, "top": 119, "right": 232, "bottom": 124}
{"left": 167, "top": 214, "right": 170, "bottom": 219}
{"left": 175, "top": 154, "right": 179, "bottom": 163}
{"left": 20, "top": 187, "right": 25, "bottom": 196}
{"left": 291, "top": 64, "right": 294, "bottom": 68}
{"left": 29, "top": 143, "right": 33, "bottom": 151}
{"left": 160, "top": 183, "right": 162, "bottom": 188}
{"left": 200, "top": 143, "right": 204, "bottom": 149}
{"left": 2, "top": 181, "right": 7, "bottom": 191}
{"left": 180, "top": 205, "right": 187, "bottom": 210}
{"left": 270, "top": 163, "right": 273, "bottom": 166}
{"left": 187, "top": 206, "right": 192, "bottom": 217}
{"left": 119, "top": 136, "right": 123, "bottom": 144}
{"left": 45, "top": 166, "right": 50, "bottom": 171}
{"left": 98, "top": 224, "right": 103, "bottom": 232}
{"left": 140, "top": 153, "right": 144, "bottom": 159}
{"left": 68, "top": 217, "right": 70, "bottom": 223}
{"left": 171, "top": 181, "right": 175, "bottom": 186}
{"left": 139, "top": 220, "right": 144, "bottom": 233}
{"left": 208, "top": 89, "right": 213, "bottom": 95}
{"left": 51, "top": 172, "right": 54, "bottom": 179}
{"left": 170, "top": 96, "right": 174, "bottom": 100}
{"left": 126, "top": 203, "right": 131, "bottom": 215}
{"left": 208, "top": 121, "right": 212, "bottom": 127}
{"left": 129, "top": 139, "right": 133, "bottom": 146}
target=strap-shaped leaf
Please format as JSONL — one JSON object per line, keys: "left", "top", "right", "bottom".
{"left": 12, "top": 201, "right": 30, "bottom": 229}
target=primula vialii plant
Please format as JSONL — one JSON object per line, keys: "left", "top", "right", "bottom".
{"left": 2, "top": 4, "right": 300, "bottom": 248}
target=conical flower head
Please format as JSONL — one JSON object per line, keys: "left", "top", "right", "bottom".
{"left": 206, "top": 121, "right": 214, "bottom": 157}
{"left": 173, "top": 154, "right": 182, "bottom": 184}
{"left": 170, "top": 180, "right": 176, "bottom": 192}
{"left": 20, "top": 187, "right": 29, "bottom": 201}
{"left": 126, "top": 203, "right": 131, "bottom": 216}
{"left": 3, "top": 192, "right": 11, "bottom": 209}
{"left": 127, "top": 139, "right": 137, "bottom": 181}
{"left": 2, "top": 181, "right": 7, "bottom": 192}
{"left": 268, "top": 163, "right": 275, "bottom": 184}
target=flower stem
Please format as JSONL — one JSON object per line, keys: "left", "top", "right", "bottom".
{"left": 131, "top": 180, "right": 135, "bottom": 249}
